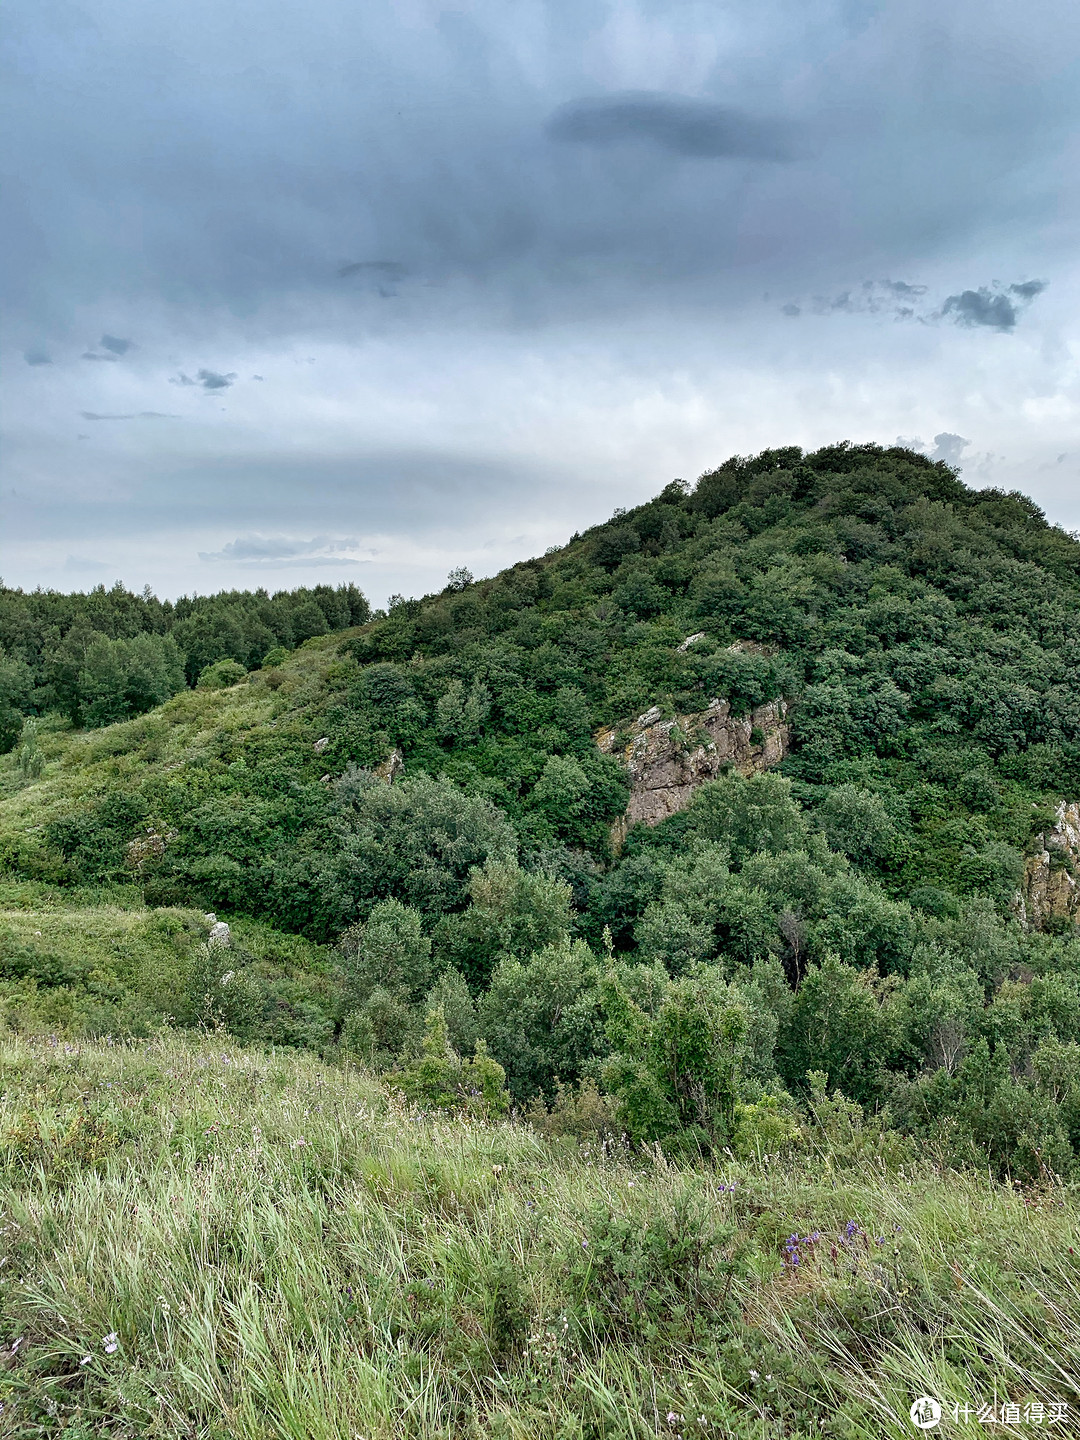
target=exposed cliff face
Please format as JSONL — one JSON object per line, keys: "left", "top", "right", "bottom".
{"left": 596, "top": 696, "right": 790, "bottom": 847}
{"left": 1018, "top": 802, "right": 1080, "bottom": 930}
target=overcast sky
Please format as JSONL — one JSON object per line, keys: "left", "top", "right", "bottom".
{"left": 3, "top": 0, "right": 1079, "bottom": 606}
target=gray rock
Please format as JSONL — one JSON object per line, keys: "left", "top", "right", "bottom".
{"left": 597, "top": 696, "right": 790, "bottom": 849}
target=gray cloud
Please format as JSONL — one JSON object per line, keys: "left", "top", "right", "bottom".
{"left": 783, "top": 278, "right": 1048, "bottom": 330}
{"left": 896, "top": 433, "right": 971, "bottom": 467}
{"left": 171, "top": 369, "right": 237, "bottom": 390}
{"left": 929, "top": 432, "right": 971, "bottom": 466}
{"left": 3, "top": 0, "right": 1079, "bottom": 600}
{"left": 199, "top": 534, "right": 368, "bottom": 563}
{"left": 79, "top": 411, "right": 179, "bottom": 421}
{"left": 81, "top": 350, "right": 119, "bottom": 362}
{"left": 99, "top": 334, "right": 134, "bottom": 354}
{"left": 23, "top": 349, "right": 51, "bottom": 365}
{"left": 940, "top": 281, "right": 1048, "bottom": 330}
{"left": 942, "top": 288, "right": 1019, "bottom": 330}
{"left": 546, "top": 93, "right": 796, "bottom": 161}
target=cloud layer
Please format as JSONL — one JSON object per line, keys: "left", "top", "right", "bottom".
{"left": 3, "top": 0, "right": 1079, "bottom": 602}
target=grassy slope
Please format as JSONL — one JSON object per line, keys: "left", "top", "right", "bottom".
{"left": 1, "top": 1030, "right": 1077, "bottom": 1440}
{"left": 0, "top": 640, "right": 342, "bottom": 1038}
{"left": 0, "top": 633, "right": 340, "bottom": 834}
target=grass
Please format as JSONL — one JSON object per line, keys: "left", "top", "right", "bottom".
{"left": 1, "top": 1032, "right": 1078, "bottom": 1438}
{"left": 0, "top": 886, "right": 337, "bottom": 1047}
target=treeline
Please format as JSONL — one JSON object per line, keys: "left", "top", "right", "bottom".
{"left": 0, "top": 581, "right": 369, "bottom": 742}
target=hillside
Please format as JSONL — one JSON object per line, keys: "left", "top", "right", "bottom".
{"left": 3, "top": 442, "right": 1080, "bottom": 1180}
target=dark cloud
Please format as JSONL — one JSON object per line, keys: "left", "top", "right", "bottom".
{"left": 940, "top": 281, "right": 1047, "bottom": 331}
{"left": 170, "top": 369, "right": 237, "bottom": 390}
{"left": 782, "top": 278, "right": 1048, "bottom": 330}
{"left": 81, "top": 350, "right": 119, "bottom": 362}
{"left": 199, "top": 533, "right": 367, "bottom": 564}
{"left": 80, "top": 411, "right": 179, "bottom": 421}
{"left": 545, "top": 93, "right": 796, "bottom": 161}
{"left": 896, "top": 433, "right": 971, "bottom": 467}
{"left": 2, "top": 0, "right": 1078, "bottom": 600}
{"left": 941, "top": 288, "right": 1020, "bottom": 330}
{"left": 23, "top": 349, "right": 52, "bottom": 365}
{"left": 883, "top": 280, "right": 928, "bottom": 298}
{"left": 99, "top": 334, "right": 134, "bottom": 354}
{"left": 929, "top": 432, "right": 970, "bottom": 466}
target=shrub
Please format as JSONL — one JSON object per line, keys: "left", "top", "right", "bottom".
{"left": 339, "top": 898, "right": 432, "bottom": 1008}
{"left": 600, "top": 967, "right": 749, "bottom": 1150}
{"left": 480, "top": 939, "right": 604, "bottom": 1101}
{"left": 563, "top": 1187, "right": 733, "bottom": 1345}
{"left": 197, "top": 658, "right": 248, "bottom": 690}
{"left": 392, "top": 1008, "right": 510, "bottom": 1117}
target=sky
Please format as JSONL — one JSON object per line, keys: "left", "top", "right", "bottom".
{"left": 3, "top": 0, "right": 1079, "bottom": 607}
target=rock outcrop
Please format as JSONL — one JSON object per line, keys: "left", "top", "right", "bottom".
{"left": 375, "top": 748, "right": 405, "bottom": 784}
{"left": 596, "top": 696, "right": 790, "bottom": 847}
{"left": 1018, "top": 802, "right": 1080, "bottom": 930}
{"left": 205, "top": 914, "right": 232, "bottom": 948}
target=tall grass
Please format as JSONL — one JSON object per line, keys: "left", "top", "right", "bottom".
{"left": 1, "top": 1031, "right": 1077, "bottom": 1439}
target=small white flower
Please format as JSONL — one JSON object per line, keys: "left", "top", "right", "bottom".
{"left": 103, "top": 1332, "right": 118, "bottom": 1354}
{"left": 79, "top": 1355, "right": 91, "bottom": 1367}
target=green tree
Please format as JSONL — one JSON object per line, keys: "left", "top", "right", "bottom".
{"left": 600, "top": 967, "right": 750, "bottom": 1149}
{"left": 339, "top": 898, "right": 432, "bottom": 1008}
{"left": 686, "top": 772, "right": 808, "bottom": 865}
{"left": 324, "top": 771, "right": 518, "bottom": 928}
{"left": 480, "top": 939, "right": 603, "bottom": 1101}
{"left": 434, "top": 859, "right": 572, "bottom": 986}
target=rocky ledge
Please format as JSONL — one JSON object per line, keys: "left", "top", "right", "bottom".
{"left": 596, "top": 696, "right": 790, "bottom": 847}
{"left": 1019, "top": 801, "right": 1080, "bottom": 930}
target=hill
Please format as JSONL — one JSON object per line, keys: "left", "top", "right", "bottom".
{"left": 4, "top": 442, "right": 1080, "bottom": 1179}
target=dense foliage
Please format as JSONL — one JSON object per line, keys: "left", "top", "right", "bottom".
{"left": 5, "top": 442, "right": 1080, "bottom": 1181}
{"left": 0, "top": 580, "right": 369, "bottom": 741}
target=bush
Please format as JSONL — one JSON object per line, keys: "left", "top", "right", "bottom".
{"left": 563, "top": 1187, "right": 733, "bottom": 1345}
{"left": 197, "top": 658, "right": 248, "bottom": 690}
{"left": 339, "top": 898, "right": 432, "bottom": 1007}
{"left": 600, "top": 966, "right": 750, "bottom": 1149}
{"left": 480, "top": 939, "right": 604, "bottom": 1101}
{"left": 392, "top": 1008, "right": 509, "bottom": 1117}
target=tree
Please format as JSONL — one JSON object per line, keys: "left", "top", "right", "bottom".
{"left": 79, "top": 633, "right": 186, "bottom": 727}
{"left": 323, "top": 771, "right": 518, "bottom": 929}
{"left": 480, "top": 939, "right": 604, "bottom": 1101}
{"left": 600, "top": 966, "right": 750, "bottom": 1149}
{"left": 434, "top": 859, "right": 572, "bottom": 986}
{"left": 686, "top": 772, "right": 808, "bottom": 865}
{"left": 340, "top": 898, "right": 433, "bottom": 1009}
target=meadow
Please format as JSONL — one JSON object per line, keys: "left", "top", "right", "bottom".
{"left": 1, "top": 1029, "right": 1077, "bottom": 1439}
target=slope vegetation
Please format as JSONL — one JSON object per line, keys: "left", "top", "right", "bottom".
{"left": 3, "top": 443, "right": 1080, "bottom": 1178}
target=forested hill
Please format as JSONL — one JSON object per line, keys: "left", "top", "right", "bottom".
{"left": 5, "top": 440, "right": 1080, "bottom": 1179}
